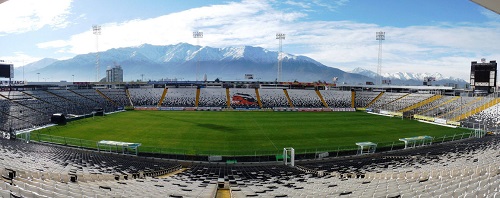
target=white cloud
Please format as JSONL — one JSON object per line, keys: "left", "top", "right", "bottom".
{"left": 284, "top": 1, "right": 311, "bottom": 9}
{"left": 38, "top": 0, "right": 306, "bottom": 54}
{"left": 37, "top": 40, "right": 69, "bottom": 49}
{"left": 290, "top": 21, "right": 500, "bottom": 80}
{"left": 283, "top": 0, "right": 348, "bottom": 12}
{"left": 480, "top": 8, "right": 500, "bottom": 21}
{"left": 311, "top": 0, "right": 349, "bottom": 11}
{"left": 0, "top": 0, "right": 72, "bottom": 34}
{"left": 35, "top": 0, "right": 500, "bottom": 80}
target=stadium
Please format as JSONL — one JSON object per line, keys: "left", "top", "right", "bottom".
{"left": 0, "top": 1, "right": 499, "bottom": 198}
{"left": 0, "top": 80, "right": 499, "bottom": 197}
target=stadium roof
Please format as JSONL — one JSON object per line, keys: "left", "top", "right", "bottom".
{"left": 471, "top": 0, "right": 500, "bottom": 14}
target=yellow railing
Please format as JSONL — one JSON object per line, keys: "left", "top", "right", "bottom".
{"left": 450, "top": 98, "right": 500, "bottom": 121}
{"left": 315, "top": 90, "right": 329, "bottom": 108}
{"left": 365, "top": 92, "right": 384, "bottom": 108}
{"left": 157, "top": 88, "right": 168, "bottom": 107}
{"left": 255, "top": 88, "right": 263, "bottom": 108}
{"left": 438, "top": 97, "right": 482, "bottom": 118}
{"left": 419, "top": 96, "right": 459, "bottom": 115}
{"left": 283, "top": 89, "right": 294, "bottom": 108}
{"left": 225, "top": 88, "right": 231, "bottom": 108}
{"left": 399, "top": 95, "right": 442, "bottom": 112}
{"left": 195, "top": 88, "right": 200, "bottom": 108}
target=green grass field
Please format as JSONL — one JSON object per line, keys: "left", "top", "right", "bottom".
{"left": 34, "top": 111, "right": 472, "bottom": 155}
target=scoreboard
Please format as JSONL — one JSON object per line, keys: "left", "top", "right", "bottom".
{"left": 0, "top": 61, "right": 14, "bottom": 79}
{"left": 470, "top": 60, "right": 497, "bottom": 93}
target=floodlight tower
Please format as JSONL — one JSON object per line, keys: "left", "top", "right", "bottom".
{"left": 376, "top": 31, "right": 385, "bottom": 85}
{"left": 276, "top": 33, "right": 285, "bottom": 82}
{"left": 93, "top": 25, "right": 101, "bottom": 82}
{"left": 193, "top": 31, "right": 203, "bottom": 81}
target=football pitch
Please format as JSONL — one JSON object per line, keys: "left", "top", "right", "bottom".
{"left": 35, "top": 111, "right": 472, "bottom": 155}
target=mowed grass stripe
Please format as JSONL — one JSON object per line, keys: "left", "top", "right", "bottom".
{"left": 35, "top": 111, "right": 471, "bottom": 155}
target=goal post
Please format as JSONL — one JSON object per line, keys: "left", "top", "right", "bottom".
{"left": 283, "top": 147, "right": 295, "bottom": 166}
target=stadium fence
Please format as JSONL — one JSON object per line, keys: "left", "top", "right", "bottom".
{"left": 29, "top": 130, "right": 476, "bottom": 162}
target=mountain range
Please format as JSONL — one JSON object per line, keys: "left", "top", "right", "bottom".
{"left": 15, "top": 43, "right": 467, "bottom": 86}
{"left": 350, "top": 68, "right": 468, "bottom": 86}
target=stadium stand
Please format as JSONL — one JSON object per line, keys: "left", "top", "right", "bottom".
{"left": 198, "top": 88, "right": 227, "bottom": 107}
{"left": 0, "top": 91, "right": 52, "bottom": 131}
{"left": 355, "top": 91, "right": 381, "bottom": 108}
{"left": 463, "top": 102, "right": 500, "bottom": 132}
{"left": 259, "top": 89, "right": 290, "bottom": 108}
{"left": 161, "top": 88, "right": 197, "bottom": 107}
{"left": 387, "top": 93, "right": 434, "bottom": 112}
{"left": 229, "top": 88, "right": 259, "bottom": 109}
{"left": 320, "top": 90, "right": 352, "bottom": 108}
{"left": 128, "top": 88, "right": 164, "bottom": 107}
{"left": 1, "top": 87, "right": 500, "bottom": 197}
{"left": 287, "top": 89, "right": 323, "bottom": 108}
{"left": 97, "top": 88, "right": 130, "bottom": 107}
{"left": 22, "top": 90, "right": 84, "bottom": 115}
{"left": 420, "top": 96, "right": 478, "bottom": 118}
{"left": 412, "top": 95, "right": 456, "bottom": 115}
{"left": 72, "top": 89, "right": 117, "bottom": 113}
{"left": 47, "top": 90, "right": 101, "bottom": 113}
{"left": 367, "top": 92, "right": 408, "bottom": 110}
{"left": 1, "top": 135, "right": 496, "bottom": 197}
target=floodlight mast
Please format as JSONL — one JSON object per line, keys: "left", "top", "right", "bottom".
{"left": 376, "top": 31, "right": 385, "bottom": 85}
{"left": 93, "top": 25, "right": 102, "bottom": 82}
{"left": 276, "top": 33, "right": 285, "bottom": 82}
{"left": 193, "top": 31, "right": 203, "bottom": 81}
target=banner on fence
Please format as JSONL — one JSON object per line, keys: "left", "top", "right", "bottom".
{"left": 134, "top": 107, "right": 158, "bottom": 111}
{"left": 447, "top": 121, "right": 460, "bottom": 126}
{"left": 435, "top": 118, "right": 447, "bottom": 124}
{"left": 414, "top": 114, "right": 435, "bottom": 121}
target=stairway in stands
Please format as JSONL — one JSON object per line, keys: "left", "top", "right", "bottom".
{"left": 315, "top": 90, "right": 329, "bottom": 108}
{"left": 364, "top": 92, "right": 384, "bottom": 108}
{"left": 438, "top": 97, "right": 483, "bottom": 119}
{"left": 451, "top": 98, "right": 500, "bottom": 122}
{"left": 382, "top": 93, "right": 410, "bottom": 109}
{"left": 254, "top": 88, "right": 263, "bottom": 108}
{"left": 158, "top": 88, "right": 168, "bottom": 106}
{"left": 225, "top": 88, "right": 231, "bottom": 108}
{"left": 418, "top": 96, "right": 459, "bottom": 115}
{"left": 95, "top": 89, "right": 118, "bottom": 106}
{"left": 195, "top": 88, "right": 201, "bottom": 108}
{"left": 399, "top": 95, "right": 442, "bottom": 112}
{"left": 283, "top": 89, "right": 294, "bottom": 108}
{"left": 126, "top": 89, "right": 134, "bottom": 107}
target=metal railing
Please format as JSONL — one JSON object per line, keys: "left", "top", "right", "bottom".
{"left": 27, "top": 130, "right": 476, "bottom": 162}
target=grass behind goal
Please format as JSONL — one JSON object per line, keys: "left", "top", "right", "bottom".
{"left": 35, "top": 111, "right": 471, "bottom": 155}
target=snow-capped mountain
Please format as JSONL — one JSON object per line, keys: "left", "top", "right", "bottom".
{"left": 98, "top": 43, "right": 318, "bottom": 64}
{"left": 351, "top": 67, "right": 378, "bottom": 79}
{"left": 18, "top": 44, "right": 466, "bottom": 86}
{"left": 351, "top": 67, "right": 467, "bottom": 86}
{"left": 20, "top": 43, "right": 367, "bottom": 83}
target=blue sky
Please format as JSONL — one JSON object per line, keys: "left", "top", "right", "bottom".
{"left": 1, "top": 0, "right": 499, "bottom": 81}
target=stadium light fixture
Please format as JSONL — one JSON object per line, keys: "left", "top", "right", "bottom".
{"left": 193, "top": 31, "right": 203, "bottom": 81}
{"left": 93, "top": 25, "right": 101, "bottom": 82}
{"left": 376, "top": 31, "right": 385, "bottom": 85}
{"left": 276, "top": 33, "right": 285, "bottom": 82}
